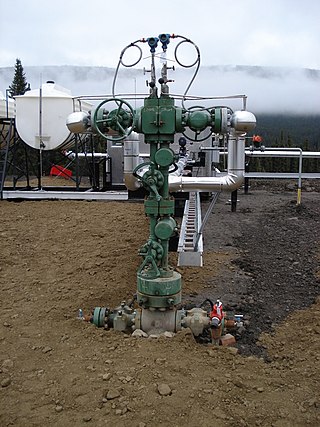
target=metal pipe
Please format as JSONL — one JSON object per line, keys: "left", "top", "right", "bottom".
{"left": 245, "top": 149, "right": 320, "bottom": 158}
{"left": 169, "top": 134, "right": 245, "bottom": 192}
{"left": 203, "top": 148, "right": 320, "bottom": 159}
{"left": 38, "top": 82, "right": 43, "bottom": 190}
{"left": 204, "top": 139, "right": 213, "bottom": 177}
{"left": 65, "top": 151, "right": 110, "bottom": 159}
{"left": 170, "top": 154, "right": 189, "bottom": 177}
{"left": 123, "top": 142, "right": 189, "bottom": 191}
{"left": 123, "top": 132, "right": 142, "bottom": 190}
{"left": 297, "top": 150, "right": 303, "bottom": 206}
{"left": 231, "top": 189, "right": 238, "bottom": 212}
{"left": 246, "top": 147, "right": 306, "bottom": 205}
{"left": 75, "top": 135, "right": 80, "bottom": 191}
{"left": 5, "top": 89, "right": 10, "bottom": 119}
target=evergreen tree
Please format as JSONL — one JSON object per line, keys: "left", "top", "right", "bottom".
{"left": 9, "top": 58, "right": 29, "bottom": 97}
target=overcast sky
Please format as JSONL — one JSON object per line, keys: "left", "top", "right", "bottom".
{"left": 1, "top": 0, "right": 320, "bottom": 69}
{"left": 1, "top": 0, "right": 320, "bottom": 114}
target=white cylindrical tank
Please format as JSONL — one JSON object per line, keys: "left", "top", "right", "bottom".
{"left": 0, "top": 91, "right": 15, "bottom": 118}
{"left": 15, "top": 82, "right": 92, "bottom": 150}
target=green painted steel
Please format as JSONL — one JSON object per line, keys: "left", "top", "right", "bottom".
{"left": 159, "top": 199, "right": 175, "bottom": 215}
{"left": 137, "top": 272, "right": 181, "bottom": 295}
{"left": 92, "top": 307, "right": 106, "bottom": 327}
{"left": 155, "top": 147, "right": 174, "bottom": 167}
{"left": 213, "top": 108, "right": 222, "bottom": 133}
{"left": 144, "top": 199, "right": 159, "bottom": 215}
{"left": 137, "top": 292, "right": 181, "bottom": 308}
{"left": 135, "top": 95, "right": 185, "bottom": 306}
{"left": 188, "top": 110, "right": 210, "bottom": 131}
{"left": 92, "top": 98, "right": 134, "bottom": 142}
{"left": 93, "top": 67, "right": 229, "bottom": 310}
{"left": 137, "top": 271, "right": 182, "bottom": 307}
{"left": 136, "top": 97, "right": 178, "bottom": 142}
{"left": 155, "top": 217, "right": 176, "bottom": 240}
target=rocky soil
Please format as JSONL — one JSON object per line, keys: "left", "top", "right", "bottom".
{"left": 0, "top": 181, "right": 319, "bottom": 426}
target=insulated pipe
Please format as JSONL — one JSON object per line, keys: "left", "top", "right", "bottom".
{"left": 123, "top": 147, "right": 189, "bottom": 190}
{"left": 170, "top": 154, "right": 189, "bottom": 177}
{"left": 169, "top": 133, "right": 245, "bottom": 192}
{"left": 212, "top": 136, "right": 220, "bottom": 164}
{"left": 123, "top": 132, "right": 142, "bottom": 190}
{"left": 202, "top": 138, "right": 213, "bottom": 177}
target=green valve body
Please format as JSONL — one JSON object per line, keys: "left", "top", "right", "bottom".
{"left": 188, "top": 110, "right": 210, "bottom": 130}
{"left": 86, "top": 37, "right": 235, "bottom": 326}
{"left": 136, "top": 95, "right": 182, "bottom": 308}
{"left": 134, "top": 96, "right": 225, "bottom": 308}
{"left": 135, "top": 97, "right": 185, "bottom": 143}
{"left": 155, "top": 216, "right": 176, "bottom": 240}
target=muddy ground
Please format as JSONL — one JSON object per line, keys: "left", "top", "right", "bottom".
{"left": 0, "top": 181, "right": 319, "bottom": 426}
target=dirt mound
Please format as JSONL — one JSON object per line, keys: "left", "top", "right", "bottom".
{"left": 1, "top": 185, "right": 319, "bottom": 426}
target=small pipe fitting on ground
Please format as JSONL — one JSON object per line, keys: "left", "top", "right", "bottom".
{"left": 181, "top": 308, "right": 210, "bottom": 336}
{"left": 91, "top": 303, "right": 135, "bottom": 332}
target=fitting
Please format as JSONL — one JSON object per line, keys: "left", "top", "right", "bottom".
{"left": 182, "top": 308, "right": 210, "bottom": 336}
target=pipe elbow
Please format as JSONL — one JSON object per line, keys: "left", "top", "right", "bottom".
{"left": 221, "top": 173, "right": 244, "bottom": 192}
{"left": 124, "top": 173, "right": 142, "bottom": 191}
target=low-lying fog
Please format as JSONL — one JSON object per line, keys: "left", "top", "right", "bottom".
{"left": 1, "top": 64, "right": 319, "bottom": 114}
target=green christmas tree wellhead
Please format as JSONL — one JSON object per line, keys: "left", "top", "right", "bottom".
{"left": 9, "top": 58, "right": 30, "bottom": 97}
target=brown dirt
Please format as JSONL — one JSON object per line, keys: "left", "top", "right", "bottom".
{"left": 0, "top": 184, "right": 319, "bottom": 427}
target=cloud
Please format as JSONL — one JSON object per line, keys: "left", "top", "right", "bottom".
{"left": 1, "top": 0, "right": 320, "bottom": 69}
{"left": 1, "top": 0, "right": 319, "bottom": 114}
{"left": 1, "top": 64, "right": 319, "bottom": 114}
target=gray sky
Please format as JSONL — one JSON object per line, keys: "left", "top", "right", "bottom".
{"left": 1, "top": 0, "right": 320, "bottom": 69}
{"left": 1, "top": 0, "right": 320, "bottom": 113}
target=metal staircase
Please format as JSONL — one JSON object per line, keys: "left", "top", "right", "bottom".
{"left": 177, "top": 191, "right": 220, "bottom": 267}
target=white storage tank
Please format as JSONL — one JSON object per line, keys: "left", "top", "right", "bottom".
{"left": 15, "top": 81, "right": 92, "bottom": 150}
{"left": 0, "top": 91, "right": 15, "bottom": 118}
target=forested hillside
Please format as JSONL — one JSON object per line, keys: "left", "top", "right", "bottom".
{"left": 7, "top": 114, "right": 320, "bottom": 177}
{"left": 249, "top": 114, "right": 320, "bottom": 173}
{"left": 254, "top": 114, "right": 320, "bottom": 149}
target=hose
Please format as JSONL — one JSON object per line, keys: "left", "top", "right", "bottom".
{"left": 112, "top": 40, "right": 143, "bottom": 98}
{"left": 199, "top": 298, "right": 215, "bottom": 311}
{"left": 172, "top": 35, "right": 201, "bottom": 111}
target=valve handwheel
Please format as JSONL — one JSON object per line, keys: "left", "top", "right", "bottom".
{"left": 93, "top": 98, "right": 135, "bottom": 141}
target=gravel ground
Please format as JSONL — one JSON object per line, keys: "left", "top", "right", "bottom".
{"left": 0, "top": 181, "right": 319, "bottom": 426}
{"left": 199, "top": 182, "right": 320, "bottom": 358}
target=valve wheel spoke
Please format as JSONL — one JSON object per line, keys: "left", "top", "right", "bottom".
{"left": 116, "top": 101, "right": 124, "bottom": 116}
{"left": 117, "top": 122, "right": 126, "bottom": 134}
